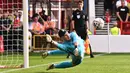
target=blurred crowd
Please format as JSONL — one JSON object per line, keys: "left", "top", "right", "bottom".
{"left": 28, "top": 10, "right": 57, "bottom": 49}
{"left": 104, "top": 0, "right": 130, "bottom": 23}
{"left": 104, "top": 0, "right": 130, "bottom": 35}
{"left": 29, "top": 10, "right": 56, "bottom": 36}
{"left": 0, "top": 9, "right": 23, "bottom": 52}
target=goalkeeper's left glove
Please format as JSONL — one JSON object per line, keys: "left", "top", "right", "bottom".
{"left": 46, "top": 34, "right": 52, "bottom": 43}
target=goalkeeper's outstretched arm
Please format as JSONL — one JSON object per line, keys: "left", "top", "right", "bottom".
{"left": 46, "top": 34, "right": 58, "bottom": 46}
{"left": 51, "top": 40, "right": 58, "bottom": 46}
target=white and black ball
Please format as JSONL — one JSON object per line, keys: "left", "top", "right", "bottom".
{"left": 93, "top": 18, "right": 104, "bottom": 29}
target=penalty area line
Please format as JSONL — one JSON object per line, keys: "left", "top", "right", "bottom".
{"left": 1, "top": 53, "right": 106, "bottom": 73}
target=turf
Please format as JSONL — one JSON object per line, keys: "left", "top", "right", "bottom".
{"left": 0, "top": 53, "right": 130, "bottom": 73}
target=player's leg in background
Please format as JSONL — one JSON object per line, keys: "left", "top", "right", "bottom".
{"left": 84, "top": 39, "right": 94, "bottom": 58}
{"left": 89, "top": 44, "right": 94, "bottom": 58}
{"left": 86, "top": 37, "right": 94, "bottom": 58}
{"left": 79, "top": 30, "right": 94, "bottom": 58}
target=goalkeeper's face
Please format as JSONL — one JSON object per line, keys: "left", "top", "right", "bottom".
{"left": 61, "top": 32, "right": 71, "bottom": 41}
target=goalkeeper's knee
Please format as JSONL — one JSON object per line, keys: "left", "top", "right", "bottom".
{"left": 72, "top": 59, "right": 82, "bottom": 66}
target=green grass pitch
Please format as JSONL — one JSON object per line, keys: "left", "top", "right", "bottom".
{"left": 0, "top": 53, "right": 130, "bottom": 73}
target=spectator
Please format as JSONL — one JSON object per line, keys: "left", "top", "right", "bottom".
{"left": 10, "top": 9, "right": 23, "bottom": 51}
{"left": 45, "top": 16, "right": 56, "bottom": 35}
{"left": 0, "top": 13, "right": 4, "bottom": 54}
{"left": 112, "top": 0, "right": 119, "bottom": 15}
{"left": 18, "top": 10, "right": 23, "bottom": 22}
{"left": 116, "top": 0, "right": 128, "bottom": 8}
{"left": 29, "top": 13, "right": 44, "bottom": 35}
{"left": 63, "top": 18, "right": 68, "bottom": 29}
{"left": 104, "top": 0, "right": 114, "bottom": 15}
{"left": 116, "top": 1, "right": 129, "bottom": 27}
{"left": 110, "top": 22, "right": 121, "bottom": 35}
{"left": 0, "top": 12, "right": 12, "bottom": 50}
{"left": 29, "top": 13, "right": 45, "bottom": 48}
{"left": 13, "top": 11, "right": 22, "bottom": 29}
{"left": 0, "top": 35, "right": 4, "bottom": 54}
{"left": 39, "top": 10, "right": 48, "bottom": 21}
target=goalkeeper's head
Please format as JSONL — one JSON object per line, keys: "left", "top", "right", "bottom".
{"left": 58, "top": 29, "right": 67, "bottom": 37}
{"left": 58, "top": 29, "right": 71, "bottom": 41}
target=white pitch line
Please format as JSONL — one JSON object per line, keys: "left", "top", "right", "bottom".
{"left": 1, "top": 53, "right": 106, "bottom": 73}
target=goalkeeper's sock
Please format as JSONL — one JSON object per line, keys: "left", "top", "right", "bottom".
{"left": 48, "top": 50, "right": 67, "bottom": 55}
{"left": 54, "top": 61, "right": 73, "bottom": 68}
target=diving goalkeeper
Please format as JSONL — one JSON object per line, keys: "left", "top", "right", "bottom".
{"left": 42, "top": 29, "right": 85, "bottom": 70}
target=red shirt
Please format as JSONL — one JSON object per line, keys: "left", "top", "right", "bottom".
{"left": 13, "top": 17, "right": 21, "bottom": 28}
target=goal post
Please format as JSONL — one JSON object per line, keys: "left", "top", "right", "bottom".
{"left": 23, "top": 0, "right": 29, "bottom": 68}
{"left": 0, "top": 0, "right": 29, "bottom": 69}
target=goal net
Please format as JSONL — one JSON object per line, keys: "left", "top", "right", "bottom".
{"left": 0, "top": 0, "right": 24, "bottom": 68}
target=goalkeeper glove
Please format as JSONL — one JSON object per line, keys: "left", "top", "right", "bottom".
{"left": 46, "top": 34, "right": 52, "bottom": 43}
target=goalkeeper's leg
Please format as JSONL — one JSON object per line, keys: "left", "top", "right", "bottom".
{"left": 47, "top": 55, "right": 82, "bottom": 70}
{"left": 42, "top": 49, "right": 67, "bottom": 59}
{"left": 46, "top": 46, "right": 84, "bottom": 70}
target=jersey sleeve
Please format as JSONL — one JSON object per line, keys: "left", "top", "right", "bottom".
{"left": 72, "top": 11, "right": 75, "bottom": 20}
{"left": 85, "top": 14, "right": 88, "bottom": 21}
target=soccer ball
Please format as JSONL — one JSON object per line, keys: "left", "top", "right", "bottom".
{"left": 93, "top": 18, "right": 104, "bottom": 29}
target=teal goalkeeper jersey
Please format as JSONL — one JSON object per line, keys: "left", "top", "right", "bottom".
{"left": 57, "top": 32, "right": 85, "bottom": 57}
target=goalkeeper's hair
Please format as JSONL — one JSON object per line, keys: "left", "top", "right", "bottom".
{"left": 58, "top": 29, "right": 67, "bottom": 37}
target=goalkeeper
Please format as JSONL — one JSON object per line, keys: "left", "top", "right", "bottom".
{"left": 42, "top": 29, "right": 85, "bottom": 70}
